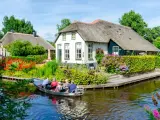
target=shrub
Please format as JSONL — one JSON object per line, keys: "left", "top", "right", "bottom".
{"left": 102, "top": 55, "right": 156, "bottom": 75}
{"left": 102, "top": 55, "right": 124, "bottom": 73}
{"left": 10, "top": 54, "right": 47, "bottom": 64}
{"left": 155, "top": 56, "right": 160, "bottom": 68}
{"left": 5, "top": 40, "right": 46, "bottom": 56}
{"left": 27, "top": 54, "right": 47, "bottom": 63}
{"left": 34, "top": 60, "right": 58, "bottom": 79}
{"left": 55, "top": 67, "right": 108, "bottom": 85}
{"left": 123, "top": 56, "right": 155, "bottom": 74}
{"left": 95, "top": 48, "right": 104, "bottom": 64}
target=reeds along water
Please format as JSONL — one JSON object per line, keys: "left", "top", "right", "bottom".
{"left": 152, "top": 95, "right": 158, "bottom": 106}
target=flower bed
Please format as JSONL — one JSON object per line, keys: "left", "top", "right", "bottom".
{"left": 4, "top": 57, "right": 35, "bottom": 71}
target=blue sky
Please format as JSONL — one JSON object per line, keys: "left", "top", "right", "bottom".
{"left": 0, "top": 0, "right": 160, "bottom": 41}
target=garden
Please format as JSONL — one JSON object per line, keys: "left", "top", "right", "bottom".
{"left": 2, "top": 40, "right": 160, "bottom": 86}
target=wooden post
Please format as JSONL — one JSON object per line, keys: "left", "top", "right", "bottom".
{"left": 48, "top": 49, "right": 51, "bottom": 60}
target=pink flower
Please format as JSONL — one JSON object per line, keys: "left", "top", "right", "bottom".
{"left": 153, "top": 109, "right": 160, "bottom": 118}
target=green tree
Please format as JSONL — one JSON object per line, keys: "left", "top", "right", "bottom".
{"left": 144, "top": 28, "right": 154, "bottom": 43}
{"left": 119, "top": 10, "right": 147, "bottom": 37}
{"left": 0, "top": 31, "right": 3, "bottom": 39}
{"left": 144, "top": 26, "right": 160, "bottom": 43}
{"left": 57, "top": 19, "right": 71, "bottom": 31}
{"left": 1, "top": 15, "right": 35, "bottom": 36}
{"left": 153, "top": 37, "right": 160, "bottom": 49}
{"left": 151, "top": 26, "right": 160, "bottom": 40}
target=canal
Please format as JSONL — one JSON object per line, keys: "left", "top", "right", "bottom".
{"left": 25, "top": 79, "right": 160, "bottom": 120}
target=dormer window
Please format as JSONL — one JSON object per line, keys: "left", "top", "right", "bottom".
{"left": 62, "top": 33, "right": 66, "bottom": 41}
{"left": 71, "top": 32, "right": 76, "bottom": 40}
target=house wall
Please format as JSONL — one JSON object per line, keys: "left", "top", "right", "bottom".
{"left": 55, "top": 32, "right": 86, "bottom": 64}
{"left": 55, "top": 32, "right": 108, "bottom": 65}
{"left": 108, "top": 40, "right": 125, "bottom": 55}
{"left": 84, "top": 42, "right": 108, "bottom": 64}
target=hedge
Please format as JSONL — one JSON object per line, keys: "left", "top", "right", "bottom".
{"left": 102, "top": 55, "right": 158, "bottom": 75}
{"left": 155, "top": 56, "right": 160, "bottom": 68}
{"left": 9, "top": 54, "right": 47, "bottom": 64}
{"left": 123, "top": 56, "right": 156, "bottom": 74}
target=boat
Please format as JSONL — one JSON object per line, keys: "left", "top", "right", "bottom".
{"left": 33, "top": 78, "right": 84, "bottom": 97}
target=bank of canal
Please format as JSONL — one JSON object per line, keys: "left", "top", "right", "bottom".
{"left": 24, "top": 78, "right": 160, "bottom": 120}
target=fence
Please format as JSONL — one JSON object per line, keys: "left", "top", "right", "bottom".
{"left": 0, "top": 48, "right": 10, "bottom": 58}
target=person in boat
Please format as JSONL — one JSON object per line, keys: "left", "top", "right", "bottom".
{"left": 51, "top": 78, "right": 58, "bottom": 91}
{"left": 42, "top": 78, "right": 49, "bottom": 88}
{"left": 68, "top": 81, "right": 77, "bottom": 93}
{"left": 55, "top": 82, "right": 63, "bottom": 92}
{"left": 63, "top": 79, "right": 70, "bottom": 91}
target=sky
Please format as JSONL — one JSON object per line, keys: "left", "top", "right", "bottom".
{"left": 0, "top": 0, "right": 160, "bottom": 41}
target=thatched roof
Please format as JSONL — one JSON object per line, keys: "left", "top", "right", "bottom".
{"left": 1, "top": 32, "right": 55, "bottom": 50}
{"left": 59, "top": 19, "right": 158, "bottom": 51}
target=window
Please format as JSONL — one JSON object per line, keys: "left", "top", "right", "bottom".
{"left": 88, "top": 43, "right": 93, "bottom": 59}
{"left": 64, "top": 43, "right": 69, "bottom": 59}
{"left": 62, "top": 33, "right": 66, "bottom": 41}
{"left": 112, "top": 46, "right": 119, "bottom": 55}
{"left": 71, "top": 32, "right": 76, "bottom": 40}
{"left": 75, "top": 42, "right": 82, "bottom": 59}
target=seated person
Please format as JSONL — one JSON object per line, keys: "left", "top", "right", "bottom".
{"left": 63, "top": 79, "right": 70, "bottom": 90}
{"left": 55, "top": 82, "right": 63, "bottom": 92}
{"left": 42, "top": 78, "right": 49, "bottom": 88}
{"left": 51, "top": 78, "right": 58, "bottom": 90}
{"left": 68, "top": 81, "right": 77, "bottom": 93}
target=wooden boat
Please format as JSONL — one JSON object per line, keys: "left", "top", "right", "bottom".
{"left": 33, "top": 78, "right": 84, "bottom": 97}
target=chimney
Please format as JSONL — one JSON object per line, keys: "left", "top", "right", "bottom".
{"left": 33, "top": 31, "right": 37, "bottom": 37}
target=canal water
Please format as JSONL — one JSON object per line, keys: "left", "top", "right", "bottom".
{"left": 25, "top": 79, "right": 160, "bottom": 120}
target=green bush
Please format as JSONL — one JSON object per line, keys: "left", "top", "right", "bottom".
{"left": 55, "top": 67, "right": 108, "bottom": 85}
{"left": 5, "top": 40, "right": 46, "bottom": 56}
{"left": 95, "top": 48, "right": 104, "bottom": 64}
{"left": 123, "top": 56, "right": 155, "bottom": 74}
{"left": 34, "top": 60, "right": 58, "bottom": 79}
{"left": 102, "top": 55, "right": 124, "bottom": 73}
{"left": 155, "top": 56, "right": 160, "bottom": 68}
{"left": 27, "top": 54, "right": 47, "bottom": 63}
{"left": 102, "top": 55, "right": 156, "bottom": 75}
{"left": 10, "top": 54, "right": 47, "bottom": 64}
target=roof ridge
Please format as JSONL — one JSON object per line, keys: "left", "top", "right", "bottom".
{"left": 7, "top": 32, "right": 40, "bottom": 37}
{"left": 72, "top": 19, "right": 132, "bottom": 29}
{"left": 93, "top": 20, "right": 131, "bottom": 29}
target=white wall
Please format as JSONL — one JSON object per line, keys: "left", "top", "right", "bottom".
{"left": 55, "top": 32, "right": 108, "bottom": 64}
{"left": 56, "top": 32, "right": 86, "bottom": 64}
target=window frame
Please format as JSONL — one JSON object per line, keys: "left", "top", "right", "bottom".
{"left": 71, "top": 32, "right": 76, "bottom": 40}
{"left": 64, "top": 43, "right": 70, "bottom": 60}
{"left": 112, "top": 46, "right": 119, "bottom": 55}
{"left": 62, "top": 33, "right": 66, "bottom": 41}
{"left": 75, "top": 42, "right": 82, "bottom": 60}
{"left": 88, "top": 43, "right": 93, "bottom": 60}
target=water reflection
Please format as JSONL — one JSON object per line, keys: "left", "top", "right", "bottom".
{"left": 26, "top": 78, "right": 160, "bottom": 120}
{"left": 26, "top": 91, "right": 89, "bottom": 120}
{"left": 52, "top": 96, "right": 89, "bottom": 119}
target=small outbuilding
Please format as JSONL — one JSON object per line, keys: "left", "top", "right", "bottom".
{"left": 0, "top": 32, "right": 55, "bottom": 59}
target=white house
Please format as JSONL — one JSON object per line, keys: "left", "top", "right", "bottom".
{"left": 55, "top": 19, "right": 158, "bottom": 67}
